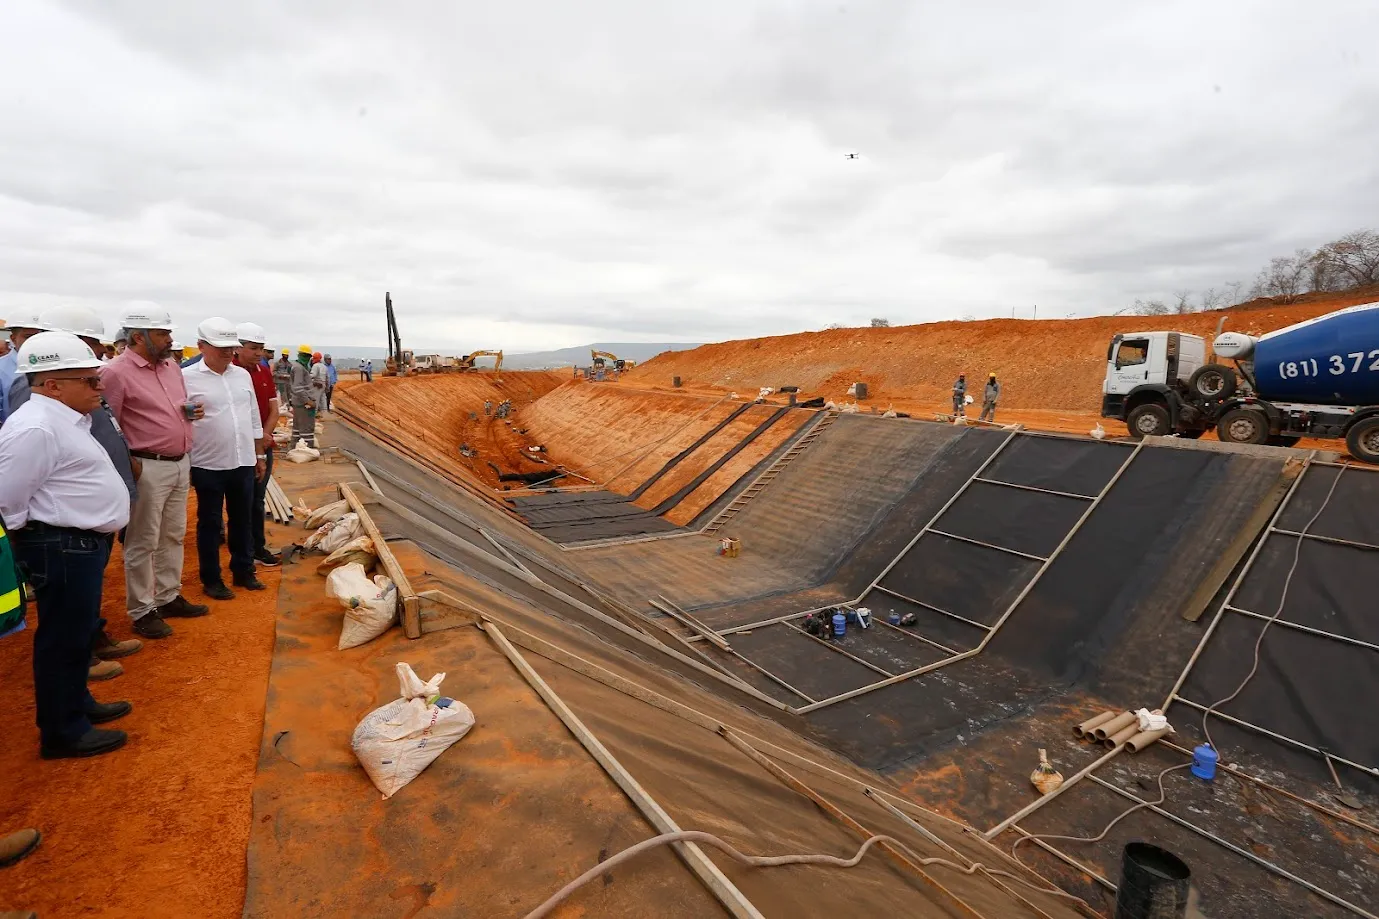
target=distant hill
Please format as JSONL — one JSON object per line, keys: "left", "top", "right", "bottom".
{"left": 503, "top": 342, "right": 704, "bottom": 370}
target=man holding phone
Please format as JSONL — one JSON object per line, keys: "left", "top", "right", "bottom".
{"left": 101, "top": 304, "right": 207, "bottom": 640}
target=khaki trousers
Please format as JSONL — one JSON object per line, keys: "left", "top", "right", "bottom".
{"left": 124, "top": 456, "right": 190, "bottom": 619}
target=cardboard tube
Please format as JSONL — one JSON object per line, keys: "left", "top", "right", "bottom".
{"left": 1094, "top": 712, "right": 1136, "bottom": 740}
{"left": 1075, "top": 711, "right": 1117, "bottom": 738}
{"left": 1125, "top": 727, "right": 1173, "bottom": 753}
{"left": 1106, "top": 723, "right": 1140, "bottom": 749}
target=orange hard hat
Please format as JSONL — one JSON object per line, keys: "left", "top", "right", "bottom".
{"left": 311, "top": 351, "right": 322, "bottom": 362}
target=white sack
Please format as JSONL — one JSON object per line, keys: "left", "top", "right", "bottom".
{"left": 305, "top": 513, "right": 361, "bottom": 553}
{"left": 352, "top": 663, "right": 475, "bottom": 798}
{"left": 327, "top": 562, "right": 397, "bottom": 649}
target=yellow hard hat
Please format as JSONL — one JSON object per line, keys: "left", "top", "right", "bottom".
{"left": 298, "top": 343, "right": 312, "bottom": 354}
{"left": 989, "top": 371, "right": 997, "bottom": 377}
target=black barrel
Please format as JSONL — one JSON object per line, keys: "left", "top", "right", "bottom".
{"left": 673, "top": 376, "right": 682, "bottom": 387}
{"left": 1114, "top": 843, "right": 1190, "bottom": 919}
{"left": 854, "top": 382, "right": 868, "bottom": 400}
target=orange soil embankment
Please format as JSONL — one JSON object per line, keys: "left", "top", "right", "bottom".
{"left": 627, "top": 287, "right": 1379, "bottom": 414}
{"left": 334, "top": 371, "right": 566, "bottom": 488}
{"left": 1, "top": 495, "right": 283, "bottom": 919}
{"left": 517, "top": 381, "right": 769, "bottom": 492}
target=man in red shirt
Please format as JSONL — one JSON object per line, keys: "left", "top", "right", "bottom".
{"left": 102, "top": 304, "right": 208, "bottom": 639}
{"left": 234, "top": 323, "right": 281, "bottom": 566}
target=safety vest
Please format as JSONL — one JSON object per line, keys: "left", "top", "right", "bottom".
{"left": 0, "top": 515, "right": 22, "bottom": 636}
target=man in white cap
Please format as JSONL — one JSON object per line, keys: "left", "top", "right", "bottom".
{"left": 184, "top": 318, "right": 265, "bottom": 599}
{"left": 36, "top": 306, "right": 144, "bottom": 666}
{"left": 0, "top": 309, "right": 49, "bottom": 426}
{"left": 0, "top": 331, "right": 133, "bottom": 758}
{"left": 102, "top": 303, "right": 207, "bottom": 639}
{"left": 233, "top": 321, "right": 281, "bottom": 566}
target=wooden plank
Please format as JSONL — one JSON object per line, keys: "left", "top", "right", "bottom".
{"left": 339, "top": 482, "right": 421, "bottom": 639}
{"left": 355, "top": 460, "right": 384, "bottom": 497}
{"left": 484, "top": 622, "right": 766, "bottom": 919}
{"left": 1180, "top": 460, "right": 1301, "bottom": 621}
{"left": 651, "top": 597, "right": 731, "bottom": 652}
{"left": 416, "top": 589, "right": 482, "bottom": 634}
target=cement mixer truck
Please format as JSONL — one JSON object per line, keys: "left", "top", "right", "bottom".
{"left": 1100, "top": 301, "right": 1379, "bottom": 463}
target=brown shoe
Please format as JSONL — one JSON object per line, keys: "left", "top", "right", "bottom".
{"left": 93, "top": 629, "right": 142, "bottom": 660}
{"left": 0, "top": 827, "right": 40, "bottom": 867}
{"left": 160, "top": 595, "right": 209, "bottom": 617}
{"left": 88, "top": 658, "right": 123, "bottom": 681}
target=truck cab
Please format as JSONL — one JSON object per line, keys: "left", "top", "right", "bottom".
{"left": 1101, "top": 331, "right": 1206, "bottom": 435}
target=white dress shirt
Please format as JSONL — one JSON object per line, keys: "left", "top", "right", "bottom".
{"left": 0, "top": 394, "right": 131, "bottom": 532}
{"left": 184, "top": 360, "right": 263, "bottom": 471}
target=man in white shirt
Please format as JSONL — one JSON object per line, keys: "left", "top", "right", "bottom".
{"left": 0, "top": 332, "right": 132, "bottom": 759}
{"left": 183, "top": 318, "right": 265, "bottom": 600}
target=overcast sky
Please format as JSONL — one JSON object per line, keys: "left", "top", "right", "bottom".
{"left": 2, "top": 1, "right": 1377, "bottom": 351}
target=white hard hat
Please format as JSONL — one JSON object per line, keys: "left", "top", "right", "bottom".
{"left": 236, "top": 321, "right": 267, "bottom": 344}
{"left": 196, "top": 317, "right": 240, "bottom": 348}
{"left": 4, "top": 307, "right": 49, "bottom": 333}
{"left": 40, "top": 305, "right": 107, "bottom": 343}
{"left": 171, "top": 341, "right": 184, "bottom": 350}
{"left": 17, "top": 330, "right": 104, "bottom": 373}
{"left": 119, "top": 302, "right": 176, "bottom": 331}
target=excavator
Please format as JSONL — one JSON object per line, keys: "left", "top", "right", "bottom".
{"left": 457, "top": 350, "right": 503, "bottom": 375}
{"left": 591, "top": 349, "right": 634, "bottom": 372}
{"left": 383, "top": 292, "right": 414, "bottom": 376}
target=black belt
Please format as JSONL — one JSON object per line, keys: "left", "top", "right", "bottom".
{"left": 130, "top": 450, "right": 186, "bottom": 462}
{"left": 15, "top": 521, "right": 113, "bottom": 539}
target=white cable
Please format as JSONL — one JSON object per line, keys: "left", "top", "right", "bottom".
{"left": 525, "top": 829, "right": 1092, "bottom": 919}
{"left": 1201, "top": 462, "right": 1344, "bottom": 755}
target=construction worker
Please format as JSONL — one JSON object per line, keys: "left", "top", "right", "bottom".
{"left": 0, "top": 331, "right": 133, "bottom": 759}
{"left": 981, "top": 373, "right": 1001, "bottom": 422}
{"left": 323, "top": 354, "right": 338, "bottom": 414}
{"left": 952, "top": 374, "right": 967, "bottom": 416}
{"left": 309, "top": 351, "right": 328, "bottom": 414}
{"left": 289, "top": 344, "right": 317, "bottom": 446}
{"left": 273, "top": 349, "right": 292, "bottom": 405}
{"left": 361, "top": 359, "right": 372, "bottom": 382}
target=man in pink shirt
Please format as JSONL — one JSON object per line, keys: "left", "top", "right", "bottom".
{"left": 101, "top": 304, "right": 208, "bottom": 639}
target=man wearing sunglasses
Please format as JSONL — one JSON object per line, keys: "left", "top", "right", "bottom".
{"left": 0, "top": 332, "right": 133, "bottom": 759}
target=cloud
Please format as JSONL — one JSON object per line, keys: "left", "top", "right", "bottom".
{"left": 1, "top": 0, "right": 1377, "bottom": 351}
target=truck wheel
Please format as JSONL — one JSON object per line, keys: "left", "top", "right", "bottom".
{"left": 1217, "top": 407, "right": 1270, "bottom": 445}
{"left": 1126, "top": 403, "right": 1171, "bottom": 439}
{"left": 1188, "top": 364, "right": 1237, "bottom": 401}
{"left": 1266, "top": 434, "right": 1301, "bottom": 447}
{"left": 1345, "top": 417, "right": 1379, "bottom": 465}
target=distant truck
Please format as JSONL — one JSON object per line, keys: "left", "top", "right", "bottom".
{"left": 1100, "top": 302, "right": 1379, "bottom": 463}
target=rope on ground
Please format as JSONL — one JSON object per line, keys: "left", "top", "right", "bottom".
{"left": 525, "top": 829, "right": 1093, "bottom": 919}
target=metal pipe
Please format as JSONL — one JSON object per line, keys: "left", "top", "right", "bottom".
{"left": 790, "top": 649, "right": 980, "bottom": 715}
{"left": 871, "top": 584, "right": 993, "bottom": 632}
{"left": 781, "top": 621, "right": 895, "bottom": 677}
{"left": 1168, "top": 696, "right": 1379, "bottom": 778}
{"left": 983, "top": 744, "right": 1126, "bottom": 840}
{"left": 1270, "top": 527, "right": 1379, "bottom": 553}
{"left": 1160, "top": 453, "right": 1317, "bottom": 710}
{"left": 971, "top": 477, "right": 1096, "bottom": 501}
{"left": 1158, "top": 739, "right": 1379, "bottom": 837}
{"left": 1224, "top": 604, "right": 1378, "bottom": 652}
{"left": 927, "top": 527, "right": 1049, "bottom": 562}
{"left": 1087, "top": 775, "right": 1378, "bottom": 919}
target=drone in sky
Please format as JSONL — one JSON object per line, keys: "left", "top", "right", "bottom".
{"left": 845, "top": 152, "right": 860, "bottom": 160}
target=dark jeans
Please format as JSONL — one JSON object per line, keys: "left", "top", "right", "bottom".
{"left": 12, "top": 525, "right": 111, "bottom": 746}
{"left": 191, "top": 465, "right": 255, "bottom": 586}
{"left": 251, "top": 449, "right": 273, "bottom": 555}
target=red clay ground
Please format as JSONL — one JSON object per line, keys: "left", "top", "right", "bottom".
{"left": 0, "top": 494, "right": 288, "bottom": 919}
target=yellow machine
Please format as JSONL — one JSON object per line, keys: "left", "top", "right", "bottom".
{"left": 591, "top": 349, "right": 635, "bottom": 372}
{"left": 458, "top": 350, "right": 503, "bottom": 374}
